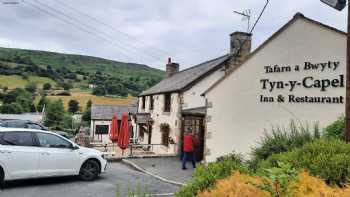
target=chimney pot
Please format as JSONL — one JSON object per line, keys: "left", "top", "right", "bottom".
{"left": 166, "top": 58, "right": 179, "bottom": 78}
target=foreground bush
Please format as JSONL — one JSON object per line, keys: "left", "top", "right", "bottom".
{"left": 250, "top": 121, "right": 321, "bottom": 170}
{"left": 258, "top": 139, "right": 350, "bottom": 186}
{"left": 175, "top": 153, "right": 248, "bottom": 197}
{"left": 198, "top": 171, "right": 350, "bottom": 197}
{"left": 324, "top": 116, "right": 345, "bottom": 140}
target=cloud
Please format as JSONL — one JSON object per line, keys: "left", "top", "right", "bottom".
{"left": 0, "top": 0, "right": 347, "bottom": 70}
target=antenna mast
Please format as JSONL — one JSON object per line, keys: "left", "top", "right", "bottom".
{"left": 234, "top": 10, "right": 251, "bottom": 32}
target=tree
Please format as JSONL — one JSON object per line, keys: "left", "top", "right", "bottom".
{"left": 62, "top": 82, "right": 73, "bottom": 91}
{"left": 25, "top": 82, "right": 37, "bottom": 93}
{"left": 37, "top": 95, "right": 50, "bottom": 113}
{"left": 82, "top": 100, "right": 92, "bottom": 122}
{"left": 43, "top": 83, "right": 52, "bottom": 90}
{"left": 68, "top": 99, "right": 80, "bottom": 114}
{"left": 92, "top": 85, "right": 106, "bottom": 96}
{"left": 0, "top": 103, "right": 24, "bottom": 114}
{"left": 44, "top": 99, "right": 66, "bottom": 129}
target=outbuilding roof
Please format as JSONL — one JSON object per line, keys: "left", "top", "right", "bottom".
{"left": 139, "top": 54, "right": 229, "bottom": 96}
{"left": 91, "top": 105, "right": 137, "bottom": 120}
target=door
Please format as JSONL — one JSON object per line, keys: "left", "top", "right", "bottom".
{"left": 182, "top": 116, "right": 205, "bottom": 161}
{"left": 0, "top": 131, "right": 40, "bottom": 180}
{"left": 34, "top": 132, "right": 80, "bottom": 177}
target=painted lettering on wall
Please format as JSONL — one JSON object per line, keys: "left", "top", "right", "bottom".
{"left": 259, "top": 61, "right": 344, "bottom": 104}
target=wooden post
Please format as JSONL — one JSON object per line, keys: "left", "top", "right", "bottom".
{"left": 346, "top": 3, "right": 350, "bottom": 142}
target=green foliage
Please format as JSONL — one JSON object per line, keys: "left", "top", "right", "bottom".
{"left": 0, "top": 103, "right": 24, "bottom": 114}
{"left": 324, "top": 116, "right": 345, "bottom": 140}
{"left": 44, "top": 99, "right": 71, "bottom": 130}
{"left": 92, "top": 85, "right": 106, "bottom": 96}
{"left": 0, "top": 47, "right": 164, "bottom": 96}
{"left": 175, "top": 153, "right": 248, "bottom": 197}
{"left": 250, "top": 121, "right": 321, "bottom": 170}
{"left": 37, "top": 95, "right": 50, "bottom": 112}
{"left": 257, "top": 139, "right": 350, "bottom": 186}
{"left": 68, "top": 99, "right": 80, "bottom": 113}
{"left": 43, "top": 83, "right": 52, "bottom": 90}
{"left": 25, "top": 82, "right": 37, "bottom": 93}
{"left": 254, "top": 162, "right": 298, "bottom": 197}
{"left": 1, "top": 88, "right": 35, "bottom": 113}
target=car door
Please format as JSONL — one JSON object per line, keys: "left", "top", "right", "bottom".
{"left": 34, "top": 132, "right": 80, "bottom": 177}
{"left": 0, "top": 131, "right": 40, "bottom": 180}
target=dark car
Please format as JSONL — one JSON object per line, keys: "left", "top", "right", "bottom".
{"left": 0, "top": 119, "right": 48, "bottom": 130}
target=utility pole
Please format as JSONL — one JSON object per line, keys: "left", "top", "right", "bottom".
{"left": 321, "top": 0, "right": 349, "bottom": 141}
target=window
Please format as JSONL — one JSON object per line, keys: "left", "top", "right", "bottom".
{"left": 149, "top": 96, "right": 154, "bottom": 110}
{"left": 36, "top": 132, "right": 72, "bottom": 148}
{"left": 164, "top": 93, "right": 171, "bottom": 112}
{"left": 141, "top": 96, "right": 146, "bottom": 110}
{"left": 95, "top": 125, "right": 109, "bottom": 134}
{"left": 0, "top": 131, "right": 34, "bottom": 146}
{"left": 160, "top": 123, "right": 170, "bottom": 147}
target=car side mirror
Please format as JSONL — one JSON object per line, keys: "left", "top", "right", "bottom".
{"left": 71, "top": 144, "right": 80, "bottom": 150}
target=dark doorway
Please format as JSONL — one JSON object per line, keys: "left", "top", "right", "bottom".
{"left": 181, "top": 116, "right": 205, "bottom": 161}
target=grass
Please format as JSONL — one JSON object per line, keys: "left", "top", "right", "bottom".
{"left": 0, "top": 75, "right": 57, "bottom": 89}
{"left": 45, "top": 91, "right": 135, "bottom": 111}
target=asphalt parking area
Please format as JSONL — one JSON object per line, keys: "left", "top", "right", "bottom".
{"left": 0, "top": 162, "right": 179, "bottom": 197}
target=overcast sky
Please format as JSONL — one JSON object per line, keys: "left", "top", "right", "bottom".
{"left": 0, "top": 0, "right": 347, "bottom": 70}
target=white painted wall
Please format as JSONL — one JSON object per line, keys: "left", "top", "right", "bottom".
{"left": 137, "top": 93, "right": 182, "bottom": 154}
{"left": 205, "top": 18, "right": 346, "bottom": 162}
{"left": 182, "top": 69, "right": 226, "bottom": 110}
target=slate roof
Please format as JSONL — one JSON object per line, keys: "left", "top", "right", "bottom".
{"left": 91, "top": 105, "right": 137, "bottom": 120}
{"left": 139, "top": 54, "right": 229, "bottom": 96}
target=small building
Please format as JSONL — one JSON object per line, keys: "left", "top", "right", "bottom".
{"left": 202, "top": 13, "right": 347, "bottom": 162}
{"left": 90, "top": 105, "right": 137, "bottom": 144}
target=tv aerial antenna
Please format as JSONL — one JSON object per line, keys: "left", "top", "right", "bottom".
{"left": 234, "top": 9, "right": 251, "bottom": 32}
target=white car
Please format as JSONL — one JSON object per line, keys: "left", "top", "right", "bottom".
{"left": 0, "top": 128, "right": 107, "bottom": 184}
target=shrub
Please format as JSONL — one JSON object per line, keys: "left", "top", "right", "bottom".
{"left": 197, "top": 171, "right": 350, "bottom": 197}
{"left": 175, "top": 153, "right": 248, "bottom": 197}
{"left": 250, "top": 121, "right": 321, "bottom": 170}
{"left": 257, "top": 139, "right": 350, "bottom": 186}
{"left": 324, "top": 116, "right": 345, "bottom": 140}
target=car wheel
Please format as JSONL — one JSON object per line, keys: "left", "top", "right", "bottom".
{"left": 0, "top": 167, "right": 4, "bottom": 188}
{"left": 79, "top": 160, "right": 100, "bottom": 181}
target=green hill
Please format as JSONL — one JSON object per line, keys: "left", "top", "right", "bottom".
{"left": 0, "top": 47, "right": 164, "bottom": 96}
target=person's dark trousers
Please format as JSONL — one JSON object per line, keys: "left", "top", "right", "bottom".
{"left": 182, "top": 151, "right": 196, "bottom": 169}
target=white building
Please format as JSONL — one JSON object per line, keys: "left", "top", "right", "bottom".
{"left": 90, "top": 105, "right": 137, "bottom": 144}
{"left": 202, "top": 13, "right": 346, "bottom": 162}
{"left": 135, "top": 29, "right": 252, "bottom": 159}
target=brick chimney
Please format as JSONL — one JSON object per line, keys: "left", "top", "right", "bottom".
{"left": 166, "top": 58, "right": 179, "bottom": 78}
{"left": 230, "top": 32, "right": 252, "bottom": 63}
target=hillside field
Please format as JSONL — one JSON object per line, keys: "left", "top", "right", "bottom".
{"left": 38, "top": 91, "right": 135, "bottom": 112}
{"left": 0, "top": 75, "right": 57, "bottom": 89}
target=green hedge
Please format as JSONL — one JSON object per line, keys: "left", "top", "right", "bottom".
{"left": 175, "top": 154, "right": 248, "bottom": 197}
{"left": 257, "top": 139, "right": 350, "bottom": 186}
{"left": 250, "top": 121, "right": 321, "bottom": 170}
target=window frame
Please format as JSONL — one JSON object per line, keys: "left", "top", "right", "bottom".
{"left": 164, "top": 93, "right": 171, "bottom": 112}
{"left": 149, "top": 96, "right": 154, "bottom": 110}
{"left": 141, "top": 96, "right": 146, "bottom": 110}
{"left": 33, "top": 132, "right": 73, "bottom": 149}
{"left": 0, "top": 131, "right": 36, "bottom": 147}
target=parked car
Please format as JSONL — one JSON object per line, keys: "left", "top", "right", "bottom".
{"left": 52, "top": 130, "right": 74, "bottom": 140}
{"left": 0, "top": 119, "right": 47, "bottom": 130}
{"left": 0, "top": 128, "right": 107, "bottom": 184}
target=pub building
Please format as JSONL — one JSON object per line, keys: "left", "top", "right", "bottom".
{"left": 136, "top": 13, "right": 347, "bottom": 163}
